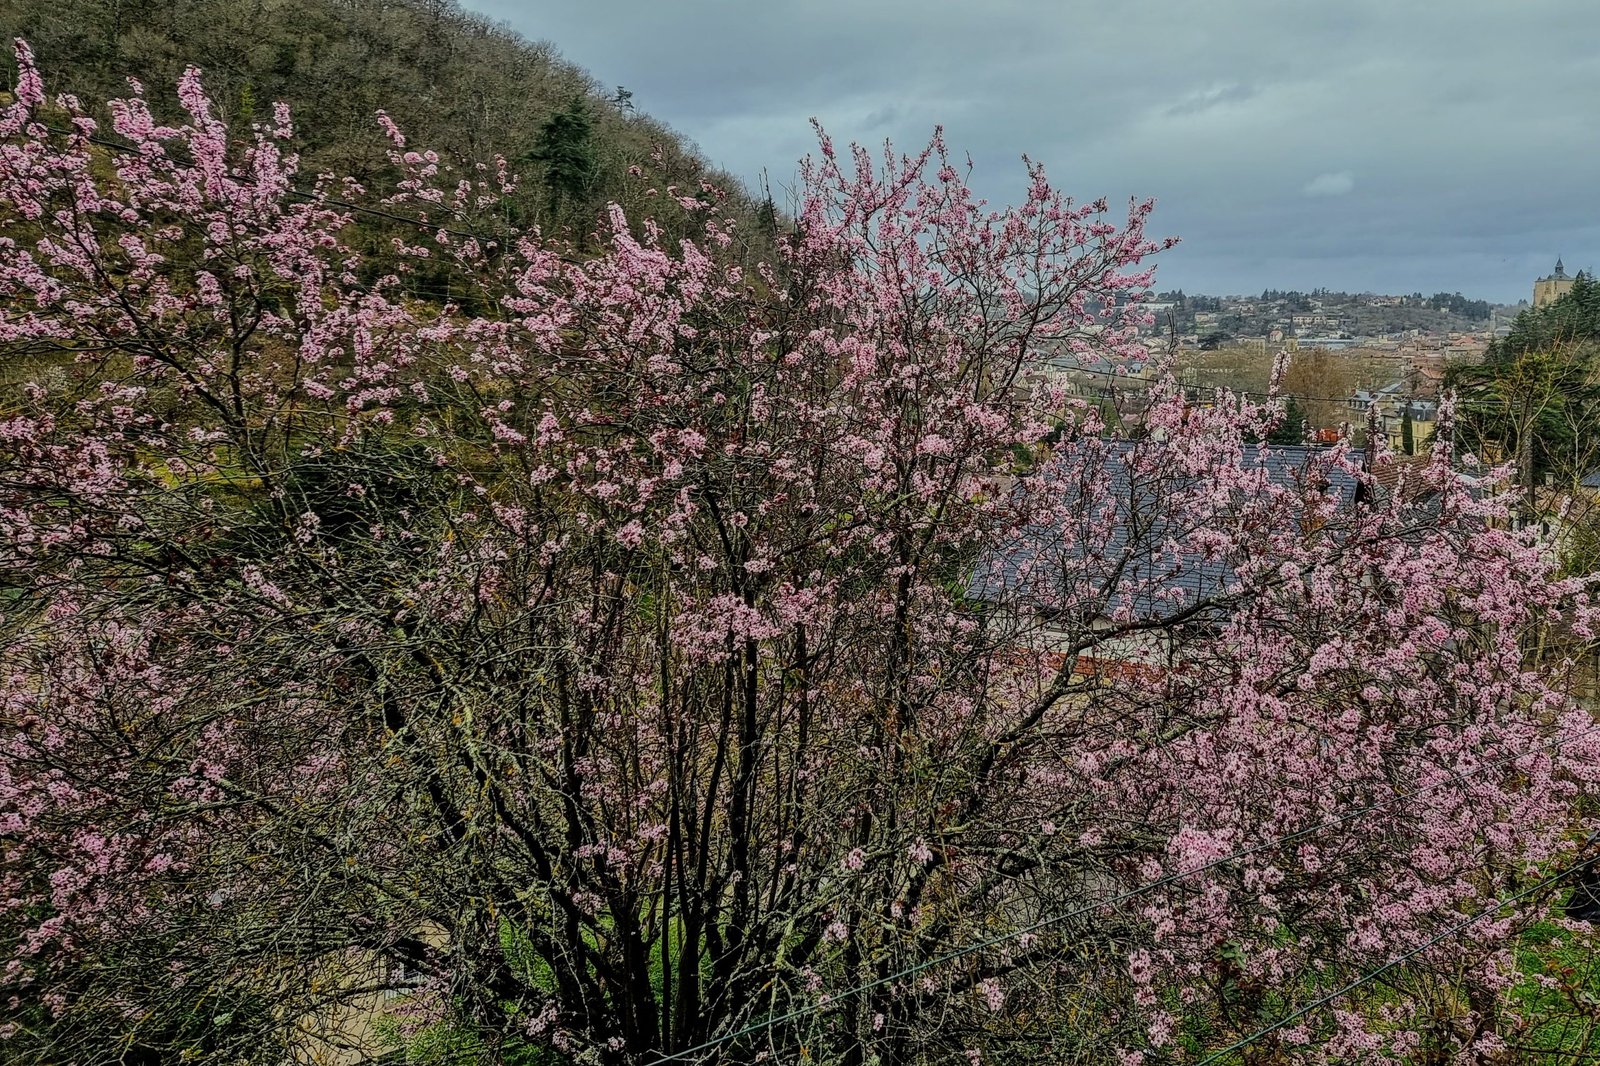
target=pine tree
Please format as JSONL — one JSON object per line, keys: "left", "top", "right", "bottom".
{"left": 1269, "top": 396, "right": 1307, "bottom": 445}
{"left": 530, "top": 97, "right": 597, "bottom": 218}
{"left": 757, "top": 194, "right": 779, "bottom": 243}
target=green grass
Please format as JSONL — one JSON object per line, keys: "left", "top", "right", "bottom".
{"left": 1507, "top": 910, "right": 1600, "bottom": 1059}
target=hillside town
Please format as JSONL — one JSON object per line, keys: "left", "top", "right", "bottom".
{"left": 1141, "top": 286, "right": 1503, "bottom": 356}
{"left": 1039, "top": 263, "right": 1591, "bottom": 456}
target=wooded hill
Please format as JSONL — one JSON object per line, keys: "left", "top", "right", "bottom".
{"left": 0, "top": 0, "right": 774, "bottom": 244}
{"left": 1494, "top": 271, "right": 1600, "bottom": 358}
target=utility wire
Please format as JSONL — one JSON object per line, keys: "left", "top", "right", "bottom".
{"left": 40, "top": 120, "right": 501, "bottom": 244}
{"left": 1194, "top": 851, "right": 1600, "bottom": 1064}
{"left": 1044, "top": 361, "right": 1424, "bottom": 408}
{"left": 643, "top": 720, "right": 1600, "bottom": 1064}
{"left": 30, "top": 123, "right": 1430, "bottom": 410}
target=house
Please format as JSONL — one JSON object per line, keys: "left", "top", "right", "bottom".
{"left": 1349, "top": 383, "right": 1435, "bottom": 453}
{"left": 1409, "top": 363, "right": 1446, "bottom": 400}
{"left": 1382, "top": 399, "right": 1436, "bottom": 454}
{"left": 1297, "top": 336, "right": 1360, "bottom": 350}
{"left": 1349, "top": 382, "right": 1405, "bottom": 420}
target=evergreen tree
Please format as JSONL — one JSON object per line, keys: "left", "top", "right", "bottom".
{"left": 1269, "top": 396, "right": 1307, "bottom": 445}
{"left": 757, "top": 193, "right": 780, "bottom": 243}
{"left": 1446, "top": 344, "right": 1600, "bottom": 494}
{"left": 1493, "top": 272, "right": 1600, "bottom": 360}
{"left": 530, "top": 96, "right": 598, "bottom": 217}
{"left": 1401, "top": 405, "right": 1415, "bottom": 455}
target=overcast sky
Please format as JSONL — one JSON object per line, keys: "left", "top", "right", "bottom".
{"left": 471, "top": 0, "right": 1598, "bottom": 303}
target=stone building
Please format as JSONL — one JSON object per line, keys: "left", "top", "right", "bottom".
{"left": 1534, "top": 258, "right": 1576, "bottom": 308}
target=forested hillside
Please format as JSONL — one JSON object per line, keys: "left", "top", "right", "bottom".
{"left": 0, "top": 0, "right": 770, "bottom": 241}
{"left": 1495, "top": 272, "right": 1600, "bottom": 358}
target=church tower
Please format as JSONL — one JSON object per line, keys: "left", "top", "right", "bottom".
{"left": 1534, "top": 258, "right": 1576, "bottom": 308}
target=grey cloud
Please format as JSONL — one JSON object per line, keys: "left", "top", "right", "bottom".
{"left": 1303, "top": 172, "right": 1355, "bottom": 198}
{"left": 471, "top": 0, "right": 1600, "bottom": 302}
{"left": 1165, "top": 82, "right": 1258, "bottom": 117}
{"left": 861, "top": 103, "right": 902, "bottom": 130}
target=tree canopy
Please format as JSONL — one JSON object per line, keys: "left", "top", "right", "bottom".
{"left": 1494, "top": 272, "right": 1600, "bottom": 359}
{"left": 1449, "top": 277, "right": 1600, "bottom": 494}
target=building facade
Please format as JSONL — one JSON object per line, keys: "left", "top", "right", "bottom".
{"left": 1534, "top": 258, "right": 1576, "bottom": 308}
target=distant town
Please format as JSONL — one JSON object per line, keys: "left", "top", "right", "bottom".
{"left": 1142, "top": 285, "right": 1502, "bottom": 355}
{"left": 1039, "top": 259, "right": 1584, "bottom": 454}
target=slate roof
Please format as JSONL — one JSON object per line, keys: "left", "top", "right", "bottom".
{"left": 971, "top": 442, "right": 1360, "bottom": 622}
{"left": 1352, "top": 382, "right": 1405, "bottom": 405}
{"left": 1040, "top": 350, "right": 1150, "bottom": 378}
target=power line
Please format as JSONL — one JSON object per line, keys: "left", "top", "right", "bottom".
{"left": 23, "top": 127, "right": 1450, "bottom": 413}
{"left": 1044, "top": 361, "right": 1419, "bottom": 408}
{"left": 1194, "top": 851, "right": 1600, "bottom": 1064}
{"left": 643, "top": 720, "right": 1600, "bottom": 1064}
{"left": 38, "top": 120, "right": 514, "bottom": 246}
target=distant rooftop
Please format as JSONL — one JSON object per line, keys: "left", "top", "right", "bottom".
{"left": 971, "top": 441, "right": 1359, "bottom": 622}
{"left": 1540, "top": 258, "right": 1570, "bottom": 282}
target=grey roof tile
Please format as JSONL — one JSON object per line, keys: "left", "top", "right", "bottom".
{"left": 972, "top": 442, "right": 1359, "bottom": 622}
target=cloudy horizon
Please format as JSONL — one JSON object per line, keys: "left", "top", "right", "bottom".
{"left": 471, "top": 0, "right": 1597, "bottom": 304}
